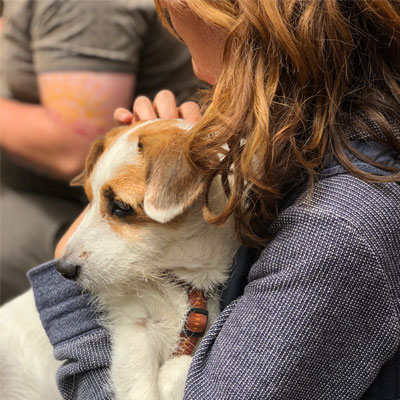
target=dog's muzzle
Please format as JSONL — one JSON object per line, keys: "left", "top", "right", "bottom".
{"left": 56, "top": 259, "right": 80, "bottom": 280}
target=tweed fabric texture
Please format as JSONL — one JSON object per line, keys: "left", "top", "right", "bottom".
{"left": 55, "top": 329, "right": 113, "bottom": 400}
{"left": 29, "top": 261, "right": 113, "bottom": 399}
{"left": 184, "top": 175, "right": 400, "bottom": 399}
{"left": 28, "top": 261, "right": 99, "bottom": 346}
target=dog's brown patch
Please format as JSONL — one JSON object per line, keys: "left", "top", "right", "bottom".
{"left": 111, "top": 162, "right": 147, "bottom": 208}
{"left": 98, "top": 158, "right": 153, "bottom": 239}
{"left": 125, "top": 120, "right": 205, "bottom": 222}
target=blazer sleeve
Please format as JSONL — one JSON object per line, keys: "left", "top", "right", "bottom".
{"left": 28, "top": 261, "right": 113, "bottom": 400}
{"left": 184, "top": 207, "right": 400, "bottom": 400}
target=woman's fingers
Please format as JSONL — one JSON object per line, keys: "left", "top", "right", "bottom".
{"left": 153, "top": 90, "right": 179, "bottom": 119}
{"left": 178, "top": 101, "right": 202, "bottom": 124}
{"left": 133, "top": 96, "right": 158, "bottom": 121}
{"left": 115, "top": 90, "right": 201, "bottom": 126}
{"left": 114, "top": 96, "right": 156, "bottom": 125}
{"left": 113, "top": 107, "right": 133, "bottom": 125}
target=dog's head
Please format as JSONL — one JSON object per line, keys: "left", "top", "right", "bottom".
{"left": 57, "top": 119, "right": 239, "bottom": 294}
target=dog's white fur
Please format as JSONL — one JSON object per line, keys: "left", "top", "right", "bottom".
{"left": 0, "top": 291, "right": 62, "bottom": 400}
{"left": 0, "top": 120, "right": 239, "bottom": 400}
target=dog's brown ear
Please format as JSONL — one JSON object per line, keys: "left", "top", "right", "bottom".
{"left": 70, "top": 138, "right": 105, "bottom": 186}
{"left": 142, "top": 136, "right": 205, "bottom": 223}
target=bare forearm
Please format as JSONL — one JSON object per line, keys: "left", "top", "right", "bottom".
{"left": 0, "top": 72, "right": 135, "bottom": 182}
{"left": 0, "top": 98, "right": 94, "bottom": 181}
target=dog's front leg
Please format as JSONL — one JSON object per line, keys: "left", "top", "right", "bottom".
{"left": 111, "top": 326, "right": 161, "bottom": 400}
{"left": 157, "top": 355, "right": 192, "bottom": 400}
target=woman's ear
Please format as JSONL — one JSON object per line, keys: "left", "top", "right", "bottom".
{"left": 70, "top": 137, "right": 105, "bottom": 186}
{"left": 142, "top": 135, "right": 205, "bottom": 223}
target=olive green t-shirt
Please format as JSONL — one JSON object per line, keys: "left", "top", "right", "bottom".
{"left": 1, "top": 0, "right": 201, "bottom": 197}
{"left": 1, "top": 0, "right": 199, "bottom": 103}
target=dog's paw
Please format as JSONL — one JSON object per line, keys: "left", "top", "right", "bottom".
{"left": 158, "top": 355, "right": 192, "bottom": 400}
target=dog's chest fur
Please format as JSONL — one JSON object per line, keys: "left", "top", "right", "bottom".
{"left": 97, "top": 283, "right": 220, "bottom": 400}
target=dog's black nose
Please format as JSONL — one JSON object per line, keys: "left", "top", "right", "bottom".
{"left": 56, "top": 259, "right": 80, "bottom": 280}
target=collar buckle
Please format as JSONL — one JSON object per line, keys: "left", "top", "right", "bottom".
{"left": 183, "top": 307, "right": 208, "bottom": 338}
{"left": 174, "top": 288, "right": 208, "bottom": 356}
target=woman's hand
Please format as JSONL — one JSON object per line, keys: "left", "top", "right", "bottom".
{"left": 114, "top": 89, "right": 201, "bottom": 125}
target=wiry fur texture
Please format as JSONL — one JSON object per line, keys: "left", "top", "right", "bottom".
{"left": 0, "top": 120, "right": 239, "bottom": 400}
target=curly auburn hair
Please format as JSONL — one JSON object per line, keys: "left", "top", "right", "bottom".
{"left": 156, "top": 0, "right": 400, "bottom": 246}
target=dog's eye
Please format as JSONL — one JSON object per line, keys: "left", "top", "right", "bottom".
{"left": 112, "top": 200, "right": 133, "bottom": 218}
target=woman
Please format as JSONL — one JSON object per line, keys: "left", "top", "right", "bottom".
{"left": 29, "top": 0, "right": 400, "bottom": 398}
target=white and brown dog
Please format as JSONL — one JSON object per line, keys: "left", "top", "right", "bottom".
{"left": 0, "top": 119, "right": 240, "bottom": 400}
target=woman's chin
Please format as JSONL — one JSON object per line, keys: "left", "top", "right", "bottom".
{"left": 192, "top": 60, "right": 217, "bottom": 85}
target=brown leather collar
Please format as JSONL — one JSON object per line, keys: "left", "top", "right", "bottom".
{"left": 174, "top": 287, "right": 208, "bottom": 356}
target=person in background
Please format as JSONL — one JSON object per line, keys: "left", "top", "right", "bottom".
{"left": 26, "top": 0, "right": 400, "bottom": 398}
{"left": 0, "top": 0, "right": 201, "bottom": 303}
